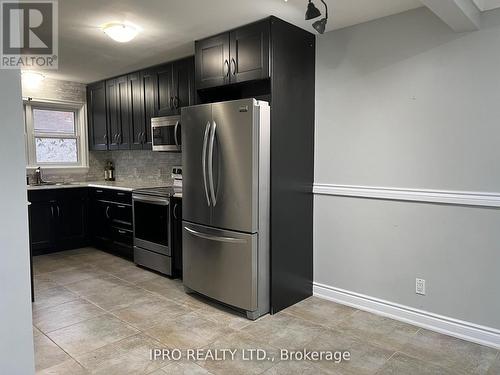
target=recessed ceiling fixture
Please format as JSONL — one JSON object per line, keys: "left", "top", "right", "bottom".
{"left": 21, "top": 71, "right": 45, "bottom": 88}
{"left": 305, "top": 0, "right": 329, "bottom": 34}
{"left": 102, "top": 23, "right": 140, "bottom": 43}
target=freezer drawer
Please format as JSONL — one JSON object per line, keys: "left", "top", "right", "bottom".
{"left": 182, "top": 221, "right": 257, "bottom": 311}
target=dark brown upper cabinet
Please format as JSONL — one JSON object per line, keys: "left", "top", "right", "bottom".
{"left": 141, "top": 69, "right": 158, "bottom": 150}
{"left": 229, "top": 20, "right": 270, "bottom": 84}
{"left": 157, "top": 57, "right": 195, "bottom": 116}
{"left": 195, "top": 20, "right": 270, "bottom": 90}
{"left": 172, "top": 57, "right": 195, "bottom": 113}
{"left": 128, "top": 72, "right": 146, "bottom": 150}
{"left": 106, "top": 76, "right": 130, "bottom": 150}
{"left": 195, "top": 33, "right": 230, "bottom": 90}
{"left": 87, "top": 57, "right": 194, "bottom": 151}
{"left": 87, "top": 81, "right": 108, "bottom": 151}
{"left": 157, "top": 64, "right": 173, "bottom": 116}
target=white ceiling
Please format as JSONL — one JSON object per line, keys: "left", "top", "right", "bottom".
{"left": 473, "top": 0, "right": 500, "bottom": 11}
{"left": 49, "top": 0, "right": 422, "bottom": 83}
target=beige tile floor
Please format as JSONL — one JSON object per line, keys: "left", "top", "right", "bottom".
{"left": 32, "top": 248, "right": 499, "bottom": 375}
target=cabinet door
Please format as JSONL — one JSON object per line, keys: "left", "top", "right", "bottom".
{"left": 116, "top": 75, "right": 131, "bottom": 149}
{"left": 141, "top": 69, "right": 158, "bottom": 150}
{"left": 106, "top": 79, "right": 120, "bottom": 150}
{"left": 172, "top": 57, "right": 195, "bottom": 113}
{"left": 229, "top": 20, "right": 270, "bottom": 84}
{"left": 57, "top": 192, "right": 88, "bottom": 250}
{"left": 87, "top": 81, "right": 108, "bottom": 151}
{"left": 30, "top": 201, "right": 56, "bottom": 254}
{"left": 91, "top": 200, "right": 112, "bottom": 244}
{"left": 157, "top": 63, "right": 174, "bottom": 116}
{"left": 195, "top": 33, "right": 230, "bottom": 90}
{"left": 128, "top": 73, "right": 146, "bottom": 150}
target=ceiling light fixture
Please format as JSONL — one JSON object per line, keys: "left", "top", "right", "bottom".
{"left": 305, "top": 0, "right": 321, "bottom": 20}
{"left": 21, "top": 71, "right": 45, "bottom": 88}
{"left": 102, "top": 23, "right": 140, "bottom": 43}
{"left": 305, "top": 0, "right": 329, "bottom": 34}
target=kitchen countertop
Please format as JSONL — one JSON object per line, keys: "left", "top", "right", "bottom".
{"left": 27, "top": 180, "right": 172, "bottom": 192}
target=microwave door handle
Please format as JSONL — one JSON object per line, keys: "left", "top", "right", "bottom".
{"left": 208, "top": 121, "right": 217, "bottom": 206}
{"left": 202, "top": 121, "right": 211, "bottom": 206}
{"left": 174, "top": 121, "right": 180, "bottom": 148}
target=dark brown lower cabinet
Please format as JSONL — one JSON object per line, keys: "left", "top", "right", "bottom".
{"left": 171, "top": 197, "right": 183, "bottom": 277}
{"left": 28, "top": 188, "right": 89, "bottom": 255}
{"left": 89, "top": 188, "right": 133, "bottom": 259}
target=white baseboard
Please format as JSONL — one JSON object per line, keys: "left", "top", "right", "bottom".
{"left": 313, "top": 282, "right": 500, "bottom": 350}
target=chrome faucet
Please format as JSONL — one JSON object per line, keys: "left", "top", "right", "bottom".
{"left": 34, "top": 167, "right": 43, "bottom": 185}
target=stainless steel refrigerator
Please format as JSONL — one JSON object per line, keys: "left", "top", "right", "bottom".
{"left": 181, "top": 98, "right": 270, "bottom": 320}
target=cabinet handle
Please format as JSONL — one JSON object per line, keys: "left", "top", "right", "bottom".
{"left": 96, "top": 189, "right": 103, "bottom": 193}
{"left": 174, "top": 96, "right": 179, "bottom": 109}
{"left": 56, "top": 205, "right": 60, "bottom": 217}
{"left": 118, "top": 133, "right": 122, "bottom": 144}
{"left": 118, "top": 229, "right": 127, "bottom": 235}
{"left": 117, "top": 205, "right": 126, "bottom": 209}
{"left": 224, "top": 60, "right": 229, "bottom": 77}
{"left": 105, "top": 206, "right": 110, "bottom": 219}
{"left": 231, "top": 58, "right": 236, "bottom": 75}
{"left": 50, "top": 206, "right": 54, "bottom": 218}
{"left": 117, "top": 192, "right": 126, "bottom": 196}
{"left": 139, "top": 131, "right": 144, "bottom": 144}
{"left": 173, "top": 203, "right": 178, "bottom": 219}
{"left": 103, "top": 134, "right": 107, "bottom": 142}
{"left": 170, "top": 97, "right": 174, "bottom": 110}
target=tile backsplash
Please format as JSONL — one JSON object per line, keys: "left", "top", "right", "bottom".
{"left": 88, "top": 150, "right": 182, "bottom": 183}
{"left": 37, "top": 150, "right": 181, "bottom": 184}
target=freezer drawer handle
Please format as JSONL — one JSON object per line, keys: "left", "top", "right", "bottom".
{"left": 202, "top": 121, "right": 211, "bottom": 206}
{"left": 184, "top": 227, "right": 246, "bottom": 244}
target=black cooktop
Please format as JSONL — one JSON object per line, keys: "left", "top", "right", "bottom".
{"left": 133, "top": 186, "right": 179, "bottom": 198}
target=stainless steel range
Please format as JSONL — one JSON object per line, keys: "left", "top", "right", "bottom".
{"left": 132, "top": 185, "right": 178, "bottom": 276}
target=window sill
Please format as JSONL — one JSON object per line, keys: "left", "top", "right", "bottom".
{"left": 26, "top": 166, "right": 89, "bottom": 175}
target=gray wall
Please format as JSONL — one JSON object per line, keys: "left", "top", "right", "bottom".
{"left": 0, "top": 70, "right": 35, "bottom": 373}
{"left": 316, "top": 7, "right": 500, "bottom": 192}
{"left": 315, "top": 7, "right": 500, "bottom": 329}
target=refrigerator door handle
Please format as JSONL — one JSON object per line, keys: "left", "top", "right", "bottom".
{"left": 208, "top": 121, "right": 217, "bottom": 206}
{"left": 184, "top": 226, "right": 246, "bottom": 243}
{"left": 202, "top": 121, "right": 211, "bottom": 206}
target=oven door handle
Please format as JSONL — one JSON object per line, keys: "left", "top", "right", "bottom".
{"left": 132, "top": 195, "right": 169, "bottom": 206}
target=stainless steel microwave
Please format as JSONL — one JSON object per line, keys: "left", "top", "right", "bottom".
{"left": 151, "top": 115, "right": 181, "bottom": 152}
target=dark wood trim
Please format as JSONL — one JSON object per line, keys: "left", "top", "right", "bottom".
{"left": 269, "top": 17, "right": 315, "bottom": 313}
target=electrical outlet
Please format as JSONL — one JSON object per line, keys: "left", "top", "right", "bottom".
{"left": 416, "top": 278, "right": 426, "bottom": 295}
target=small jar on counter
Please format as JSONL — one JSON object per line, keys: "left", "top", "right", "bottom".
{"left": 104, "top": 161, "right": 115, "bottom": 181}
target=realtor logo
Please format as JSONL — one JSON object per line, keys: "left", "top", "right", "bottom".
{"left": 1, "top": 0, "right": 58, "bottom": 69}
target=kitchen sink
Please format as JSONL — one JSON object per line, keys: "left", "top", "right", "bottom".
{"left": 29, "top": 182, "right": 80, "bottom": 187}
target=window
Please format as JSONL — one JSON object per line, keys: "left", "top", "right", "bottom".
{"left": 25, "top": 101, "right": 88, "bottom": 170}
